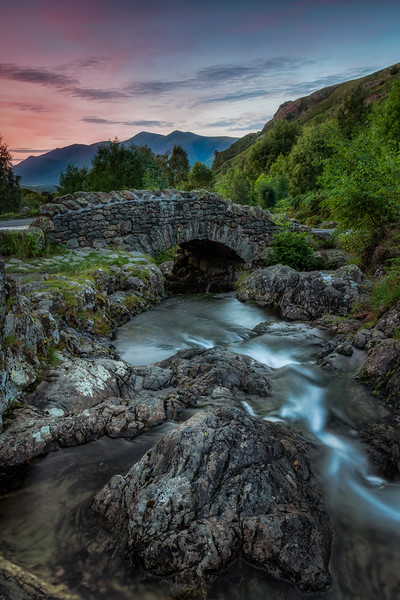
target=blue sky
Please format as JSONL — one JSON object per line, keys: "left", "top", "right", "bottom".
{"left": 1, "top": 0, "right": 399, "bottom": 163}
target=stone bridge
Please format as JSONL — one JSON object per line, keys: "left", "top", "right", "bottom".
{"left": 38, "top": 189, "right": 280, "bottom": 266}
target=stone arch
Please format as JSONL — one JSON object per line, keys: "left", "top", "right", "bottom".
{"left": 175, "top": 220, "right": 257, "bottom": 263}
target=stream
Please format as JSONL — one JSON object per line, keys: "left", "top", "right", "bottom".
{"left": 1, "top": 293, "right": 400, "bottom": 599}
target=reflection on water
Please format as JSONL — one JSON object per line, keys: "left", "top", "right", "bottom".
{"left": 1, "top": 293, "right": 400, "bottom": 599}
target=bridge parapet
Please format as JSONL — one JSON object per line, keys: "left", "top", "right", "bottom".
{"left": 38, "top": 189, "right": 280, "bottom": 263}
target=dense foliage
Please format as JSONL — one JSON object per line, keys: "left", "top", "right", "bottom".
{"left": 212, "top": 79, "right": 400, "bottom": 244}
{"left": 0, "top": 135, "right": 22, "bottom": 214}
{"left": 57, "top": 140, "right": 214, "bottom": 195}
{"left": 267, "top": 228, "right": 319, "bottom": 271}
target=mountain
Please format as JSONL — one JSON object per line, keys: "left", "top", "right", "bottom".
{"left": 212, "top": 61, "right": 400, "bottom": 174}
{"left": 14, "top": 131, "right": 238, "bottom": 187}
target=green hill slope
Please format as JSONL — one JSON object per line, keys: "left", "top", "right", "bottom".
{"left": 212, "top": 62, "right": 400, "bottom": 174}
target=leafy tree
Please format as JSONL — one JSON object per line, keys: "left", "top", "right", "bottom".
{"left": 246, "top": 120, "right": 301, "bottom": 179}
{"left": 220, "top": 167, "right": 253, "bottom": 205}
{"left": 187, "top": 161, "right": 214, "bottom": 190}
{"left": 57, "top": 164, "right": 89, "bottom": 195}
{"left": 336, "top": 84, "right": 369, "bottom": 139}
{"left": 320, "top": 133, "right": 400, "bottom": 232}
{"left": 88, "top": 139, "right": 144, "bottom": 192}
{"left": 143, "top": 162, "right": 169, "bottom": 189}
{"left": 285, "top": 123, "right": 333, "bottom": 196}
{"left": 140, "top": 146, "right": 169, "bottom": 189}
{"left": 168, "top": 145, "right": 190, "bottom": 187}
{"left": 254, "top": 173, "right": 288, "bottom": 209}
{"left": 371, "top": 81, "right": 400, "bottom": 146}
{"left": 0, "top": 136, "right": 22, "bottom": 213}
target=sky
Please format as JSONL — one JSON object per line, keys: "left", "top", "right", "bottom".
{"left": 1, "top": 0, "right": 400, "bottom": 165}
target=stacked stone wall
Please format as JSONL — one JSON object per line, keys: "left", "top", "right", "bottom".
{"left": 38, "top": 189, "right": 280, "bottom": 262}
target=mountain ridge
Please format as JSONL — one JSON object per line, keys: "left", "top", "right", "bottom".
{"left": 14, "top": 130, "right": 238, "bottom": 187}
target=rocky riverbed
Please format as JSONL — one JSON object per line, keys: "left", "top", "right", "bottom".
{"left": 1, "top": 246, "right": 400, "bottom": 599}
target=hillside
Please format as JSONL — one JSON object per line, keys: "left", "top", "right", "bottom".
{"left": 14, "top": 131, "right": 238, "bottom": 187}
{"left": 212, "top": 62, "right": 400, "bottom": 174}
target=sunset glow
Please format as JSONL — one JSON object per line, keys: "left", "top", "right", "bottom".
{"left": 1, "top": 0, "right": 399, "bottom": 164}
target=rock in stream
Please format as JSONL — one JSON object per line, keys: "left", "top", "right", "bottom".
{"left": 91, "top": 407, "right": 333, "bottom": 597}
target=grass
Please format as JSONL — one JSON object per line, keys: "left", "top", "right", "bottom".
{"left": 370, "top": 260, "right": 400, "bottom": 314}
{"left": 123, "top": 294, "right": 141, "bottom": 311}
{"left": 0, "top": 210, "right": 39, "bottom": 220}
{"left": 2, "top": 334, "right": 22, "bottom": 352}
{"left": 0, "top": 230, "right": 66, "bottom": 261}
{"left": 152, "top": 246, "right": 179, "bottom": 266}
{"left": 351, "top": 259, "right": 400, "bottom": 323}
{"left": 0, "top": 231, "right": 43, "bottom": 259}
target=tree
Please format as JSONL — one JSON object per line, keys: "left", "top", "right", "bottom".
{"left": 320, "top": 132, "right": 400, "bottom": 232}
{"left": 246, "top": 120, "right": 301, "bottom": 179}
{"left": 0, "top": 136, "right": 22, "bottom": 213}
{"left": 167, "top": 145, "right": 190, "bottom": 187}
{"left": 336, "top": 84, "right": 369, "bottom": 139}
{"left": 254, "top": 173, "right": 288, "bottom": 209}
{"left": 285, "top": 123, "right": 333, "bottom": 196}
{"left": 371, "top": 81, "right": 400, "bottom": 146}
{"left": 187, "top": 161, "right": 214, "bottom": 190}
{"left": 88, "top": 139, "right": 144, "bottom": 192}
{"left": 57, "top": 164, "right": 89, "bottom": 195}
{"left": 221, "top": 167, "right": 253, "bottom": 206}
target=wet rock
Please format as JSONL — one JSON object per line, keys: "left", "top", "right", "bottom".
{"left": 313, "top": 249, "right": 348, "bottom": 269}
{"left": 157, "top": 347, "right": 273, "bottom": 401}
{"left": 353, "top": 328, "right": 372, "bottom": 349}
{"left": 359, "top": 423, "right": 400, "bottom": 480}
{"left": 361, "top": 339, "right": 400, "bottom": 409}
{"left": 27, "top": 358, "right": 133, "bottom": 415}
{"left": 91, "top": 407, "right": 332, "bottom": 595}
{"left": 135, "top": 365, "right": 175, "bottom": 391}
{"left": 0, "top": 392, "right": 174, "bottom": 471}
{"left": 0, "top": 263, "right": 52, "bottom": 429}
{"left": 336, "top": 343, "right": 353, "bottom": 356}
{"left": 0, "top": 349, "right": 273, "bottom": 469}
{"left": 318, "top": 221, "right": 337, "bottom": 229}
{"left": 0, "top": 551, "right": 80, "bottom": 600}
{"left": 375, "top": 300, "right": 400, "bottom": 338}
{"left": 236, "top": 264, "right": 367, "bottom": 320}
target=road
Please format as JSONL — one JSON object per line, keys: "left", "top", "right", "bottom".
{"left": 0, "top": 218, "right": 34, "bottom": 230}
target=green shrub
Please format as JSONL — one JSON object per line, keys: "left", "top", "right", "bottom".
{"left": 254, "top": 173, "right": 289, "bottom": 209}
{"left": 152, "top": 246, "right": 179, "bottom": 266}
{"left": 0, "top": 231, "right": 43, "bottom": 258}
{"left": 370, "top": 259, "right": 400, "bottom": 314}
{"left": 267, "top": 228, "right": 320, "bottom": 271}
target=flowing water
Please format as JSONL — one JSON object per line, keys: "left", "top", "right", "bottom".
{"left": 1, "top": 293, "right": 400, "bottom": 599}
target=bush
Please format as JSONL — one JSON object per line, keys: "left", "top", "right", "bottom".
{"left": 320, "top": 133, "right": 400, "bottom": 232}
{"left": 370, "top": 259, "right": 400, "bottom": 314}
{"left": 0, "top": 230, "right": 43, "bottom": 259}
{"left": 267, "top": 228, "right": 320, "bottom": 270}
{"left": 254, "top": 173, "right": 289, "bottom": 209}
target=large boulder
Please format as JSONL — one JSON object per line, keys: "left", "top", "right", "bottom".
{"left": 236, "top": 264, "right": 367, "bottom": 320}
{"left": 91, "top": 407, "right": 332, "bottom": 596}
{"left": 27, "top": 358, "right": 133, "bottom": 415}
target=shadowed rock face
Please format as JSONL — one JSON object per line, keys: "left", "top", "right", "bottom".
{"left": 91, "top": 407, "right": 332, "bottom": 596}
{"left": 165, "top": 242, "right": 244, "bottom": 293}
{"left": 237, "top": 264, "right": 368, "bottom": 320}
